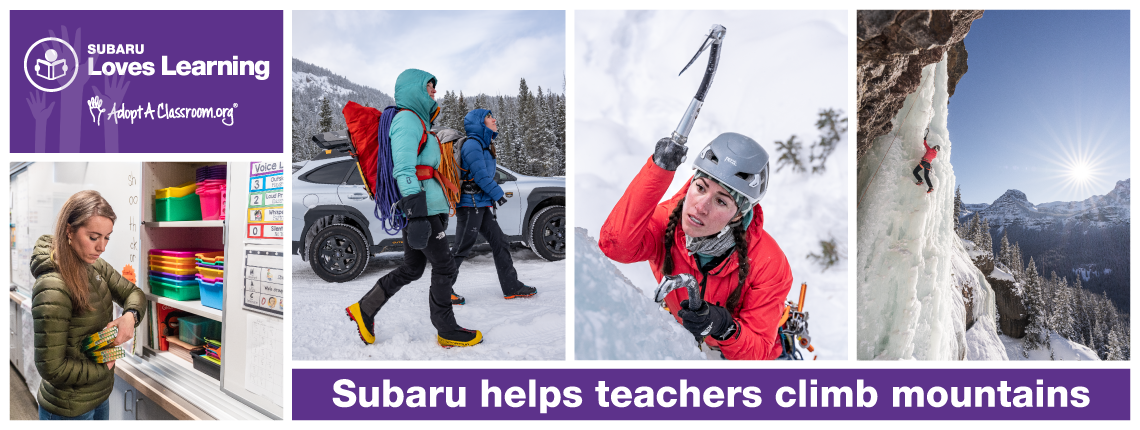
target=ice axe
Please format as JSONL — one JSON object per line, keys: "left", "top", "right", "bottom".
{"left": 654, "top": 273, "right": 707, "bottom": 347}
{"left": 670, "top": 24, "right": 727, "bottom": 148}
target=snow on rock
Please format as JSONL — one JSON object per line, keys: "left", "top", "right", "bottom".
{"left": 574, "top": 228, "right": 705, "bottom": 360}
{"left": 857, "top": 54, "right": 1006, "bottom": 360}
{"left": 292, "top": 71, "right": 355, "bottom": 98}
{"left": 291, "top": 247, "right": 565, "bottom": 360}
{"left": 988, "top": 266, "right": 1014, "bottom": 282}
{"left": 1001, "top": 332, "right": 1100, "bottom": 361}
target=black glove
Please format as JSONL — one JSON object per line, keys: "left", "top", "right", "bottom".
{"left": 497, "top": 196, "right": 508, "bottom": 207}
{"left": 678, "top": 300, "right": 736, "bottom": 341}
{"left": 396, "top": 192, "right": 431, "bottom": 250}
{"left": 924, "top": 127, "right": 930, "bottom": 139}
{"left": 653, "top": 137, "right": 688, "bottom": 171}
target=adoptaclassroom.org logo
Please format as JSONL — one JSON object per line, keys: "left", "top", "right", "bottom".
{"left": 24, "top": 37, "right": 79, "bottom": 92}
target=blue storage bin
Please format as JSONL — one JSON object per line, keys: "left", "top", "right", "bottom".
{"left": 199, "top": 278, "right": 223, "bottom": 310}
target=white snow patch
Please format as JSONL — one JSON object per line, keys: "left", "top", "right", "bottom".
{"left": 988, "top": 266, "right": 1014, "bottom": 282}
{"left": 291, "top": 246, "right": 565, "bottom": 360}
{"left": 574, "top": 229, "right": 705, "bottom": 360}
{"left": 1001, "top": 332, "right": 1100, "bottom": 361}
{"left": 293, "top": 71, "right": 354, "bottom": 97}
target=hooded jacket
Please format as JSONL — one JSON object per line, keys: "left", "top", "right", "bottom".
{"left": 392, "top": 69, "right": 448, "bottom": 216}
{"left": 30, "top": 234, "right": 148, "bottom": 417}
{"left": 922, "top": 139, "right": 938, "bottom": 163}
{"left": 598, "top": 158, "right": 793, "bottom": 360}
{"left": 459, "top": 108, "right": 506, "bottom": 207}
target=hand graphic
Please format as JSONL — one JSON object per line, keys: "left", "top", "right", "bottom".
{"left": 92, "top": 75, "right": 130, "bottom": 153}
{"left": 27, "top": 91, "right": 55, "bottom": 122}
{"left": 93, "top": 74, "right": 131, "bottom": 105}
{"left": 44, "top": 26, "right": 93, "bottom": 152}
{"left": 87, "top": 96, "right": 105, "bottom": 126}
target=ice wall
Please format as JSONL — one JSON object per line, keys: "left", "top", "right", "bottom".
{"left": 856, "top": 56, "right": 1006, "bottom": 360}
{"left": 574, "top": 228, "right": 705, "bottom": 360}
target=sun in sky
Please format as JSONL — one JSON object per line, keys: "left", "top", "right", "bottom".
{"left": 1044, "top": 138, "right": 1109, "bottom": 201}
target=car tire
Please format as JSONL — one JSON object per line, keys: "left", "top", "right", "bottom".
{"left": 528, "top": 205, "right": 565, "bottom": 261}
{"left": 308, "top": 224, "right": 370, "bottom": 282}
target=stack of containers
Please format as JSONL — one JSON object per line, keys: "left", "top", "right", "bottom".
{"left": 149, "top": 249, "right": 222, "bottom": 301}
{"left": 195, "top": 251, "right": 225, "bottom": 310}
{"left": 195, "top": 165, "right": 227, "bottom": 220}
{"left": 154, "top": 181, "right": 201, "bottom": 222}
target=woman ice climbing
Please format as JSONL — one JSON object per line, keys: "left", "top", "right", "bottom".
{"left": 599, "top": 133, "right": 793, "bottom": 360}
{"left": 912, "top": 127, "right": 940, "bottom": 193}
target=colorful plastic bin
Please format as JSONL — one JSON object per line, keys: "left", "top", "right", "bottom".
{"left": 155, "top": 193, "right": 202, "bottom": 222}
{"left": 198, "top": 278, "right": 223, "bottom": 310}
{"left": 155, "top": 182, "right": 198, "bottom": 199}
{"left": 149, "top": 277, "right": 202, "bottom": 301}
{"left": 196, "top": 180, "right": 226, "bottom": 221}
{"left": 197, "top": 265, "right": 224, "bottom": 279}
{"left": 178, "top": 316, "right": 221, "bottom": 346}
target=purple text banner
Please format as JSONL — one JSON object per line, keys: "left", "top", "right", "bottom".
{"left": 10, "top": 10, "right": 283, "bottom": 153}
{"left": 292, "top": 368, "right": 1129, "bottom": 420}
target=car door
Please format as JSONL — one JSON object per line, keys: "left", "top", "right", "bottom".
{"left": 340, "top": 163, "right": 392, "bottom": 244}
{"left": 298, "top": 160, "right": 355, "bottom": 209}
{"left": 494, "top": 168, "right": 523, "bottom": 236}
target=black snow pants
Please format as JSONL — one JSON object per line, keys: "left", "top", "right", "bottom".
{"left": 452, "top": 206, "right": 524, "bottom": 295}
{"left": 913, "top": 161, "right": 932, "bottom": 188}
{"left": 358, "top": 213, "right": 461, "bottom": 333}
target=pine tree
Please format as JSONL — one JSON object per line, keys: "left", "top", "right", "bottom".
{"left": 999, "top": 232, "right": 1011, "bottom": 269}
{"left": 318, "top": 96, "right": 334, "bottom": 133}
{"left": 517, "top": 78, "right": 534, "bottom": 175}
{"left": 953, "top": 186, "right": 963, "bottom": 236}
{"left": 1022, "top": 256, "right": 1048, "bottom": 352}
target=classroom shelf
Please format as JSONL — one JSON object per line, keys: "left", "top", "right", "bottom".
{"left": 144, "top": 347, "right": 196, "bottom": 372}
{"left": 147, "top": 293, "right": 223, "bottom": 322}
{"left": 143, "top": 220, "right": 225, "bottom": 228}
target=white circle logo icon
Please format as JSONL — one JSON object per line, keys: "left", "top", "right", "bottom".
{"left": 24, "top": 37, "right": 79, "bottom": 92}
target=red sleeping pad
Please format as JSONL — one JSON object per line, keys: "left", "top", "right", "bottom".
{"left": 341, "top": 101, "right": 382, "bottom": 199}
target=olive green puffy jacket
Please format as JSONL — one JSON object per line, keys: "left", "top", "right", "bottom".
{"left": 30, "top": 234, "right": 148, "bottom": 417}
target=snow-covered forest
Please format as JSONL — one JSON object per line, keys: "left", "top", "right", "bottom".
{"left": 955, "top": 204, "right": 1130, "bottom": 360}
{"left": 292, "top": 59, "right": 566, "bottom": 177}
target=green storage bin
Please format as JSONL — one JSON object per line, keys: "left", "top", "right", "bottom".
{"left": 150, "top": 277, "right": 202, "bottom": 301}
{"left": 155, "top": 193, "right": 202, "bottom": 222}
{"left": 179, "top": 316, "right": 221, "bottom": 346}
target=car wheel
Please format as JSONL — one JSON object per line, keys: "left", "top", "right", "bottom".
{"left": 528, "top": 205, "right": 565, "bottom": 261}
{"left": 308, "top": 224, "right": 369, "bottom": 282}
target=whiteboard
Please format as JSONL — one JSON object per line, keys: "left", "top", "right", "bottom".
{"left": 10, "top": 162, "right": 143, "bottom": 293}
{"left": 220, "top": 162, "right": 285, "bottom": 419}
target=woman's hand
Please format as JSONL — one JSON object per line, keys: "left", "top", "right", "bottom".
{"left": 106, "top": 360, "right": 115, "bottom": 369}
{"left": 107, "top": 312, "right": 136, "bottom": 346}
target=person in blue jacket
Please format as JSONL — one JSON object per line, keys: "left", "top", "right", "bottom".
{"left": 450, "top": 109, "right": 538, "bottom": 302}
{"left": 346, "top": 69, "right": 481, "bottom": 348}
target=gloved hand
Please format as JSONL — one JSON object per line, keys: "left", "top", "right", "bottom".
{"left": 678, "top": 300, "right": 736, "bottom": 341}
{"left": 396, "top": 192, "right": 431, "bottom": 250}
{"left": 497, "top": 196, "right": 508, "bottom": 207}
{"left": 653, "top": 137, "right": 688, "bottom": 171}
{"left": 924, "top": 127, "right": 930, "bottom": 139}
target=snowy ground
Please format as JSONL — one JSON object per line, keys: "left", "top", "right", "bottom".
{"left": 292, "top": 246, "right": 565, "bottom": 360}
{"left": 574, "top": 11, "right": 849, "bottom": 360}
{"left": 1001, "top": 332, "right": 1099, "bottom": 361}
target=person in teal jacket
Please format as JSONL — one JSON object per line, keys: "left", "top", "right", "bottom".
{"left": 347, "top": 69, "right": 482, "bottom": 348}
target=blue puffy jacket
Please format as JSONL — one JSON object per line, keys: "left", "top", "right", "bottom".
{"left": 459, "top": 109, "right": 505, "bottom": 207}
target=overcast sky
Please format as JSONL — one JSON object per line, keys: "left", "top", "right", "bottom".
{"left": 293, "top": 10, "right": 565, "bottom": 96}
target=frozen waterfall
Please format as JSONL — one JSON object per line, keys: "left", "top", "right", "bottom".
{"left": 856, "top": 55, "right": 1007, "bottom": 360}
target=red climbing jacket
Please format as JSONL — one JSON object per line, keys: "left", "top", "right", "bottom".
{"left": 598, "top": 157, "right": 794, "bottom": 360}
{"left": 922, "top": 139, "right": 938, "bottom": 163}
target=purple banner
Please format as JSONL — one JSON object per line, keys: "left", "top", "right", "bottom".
{"left": 10, "top": 10, "right": 283, "bottom": 153}
{"left": 292, "top": 368, "right": 1129, "bottom": 420}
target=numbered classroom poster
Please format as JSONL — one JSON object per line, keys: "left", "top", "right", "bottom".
{"left": 242, "top": 248, "right": 284, "bottom": 315}
{"left": 246, "top": 161, "right": 283, "bottom": 240}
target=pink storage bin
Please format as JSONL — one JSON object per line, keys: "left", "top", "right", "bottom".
{"left": 196, "top": 181, "right": 225, "bottom": 220}
{"left": 150, "top": 248, "right": 223, "bottom": 258}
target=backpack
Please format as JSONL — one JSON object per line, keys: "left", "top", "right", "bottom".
{"left": 452, "top": 136, "right": 483, "bottom": 195}
{"left": 338, "top": 101, "right": 457, "bottom": 234}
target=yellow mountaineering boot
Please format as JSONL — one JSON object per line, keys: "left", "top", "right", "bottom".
{"left": 345, "top": 302, "right": 375, "bottom": 345}
{"left": 437, "top": 328, "right": 483, "bottom": 348}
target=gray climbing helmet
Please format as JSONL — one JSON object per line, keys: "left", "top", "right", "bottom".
{"left": 692, "top": 132, "right": 770, "bottom": 205}
{"left": 434, "top": 127, "right": 463, "bottom": 144}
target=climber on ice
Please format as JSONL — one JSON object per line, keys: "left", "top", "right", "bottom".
{"left": 912, "top": 127, "right": 940, "bottom": 194}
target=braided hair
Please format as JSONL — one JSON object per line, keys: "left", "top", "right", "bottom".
{"left": 661, "top": 195, "right": 751, "bottom": 317}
